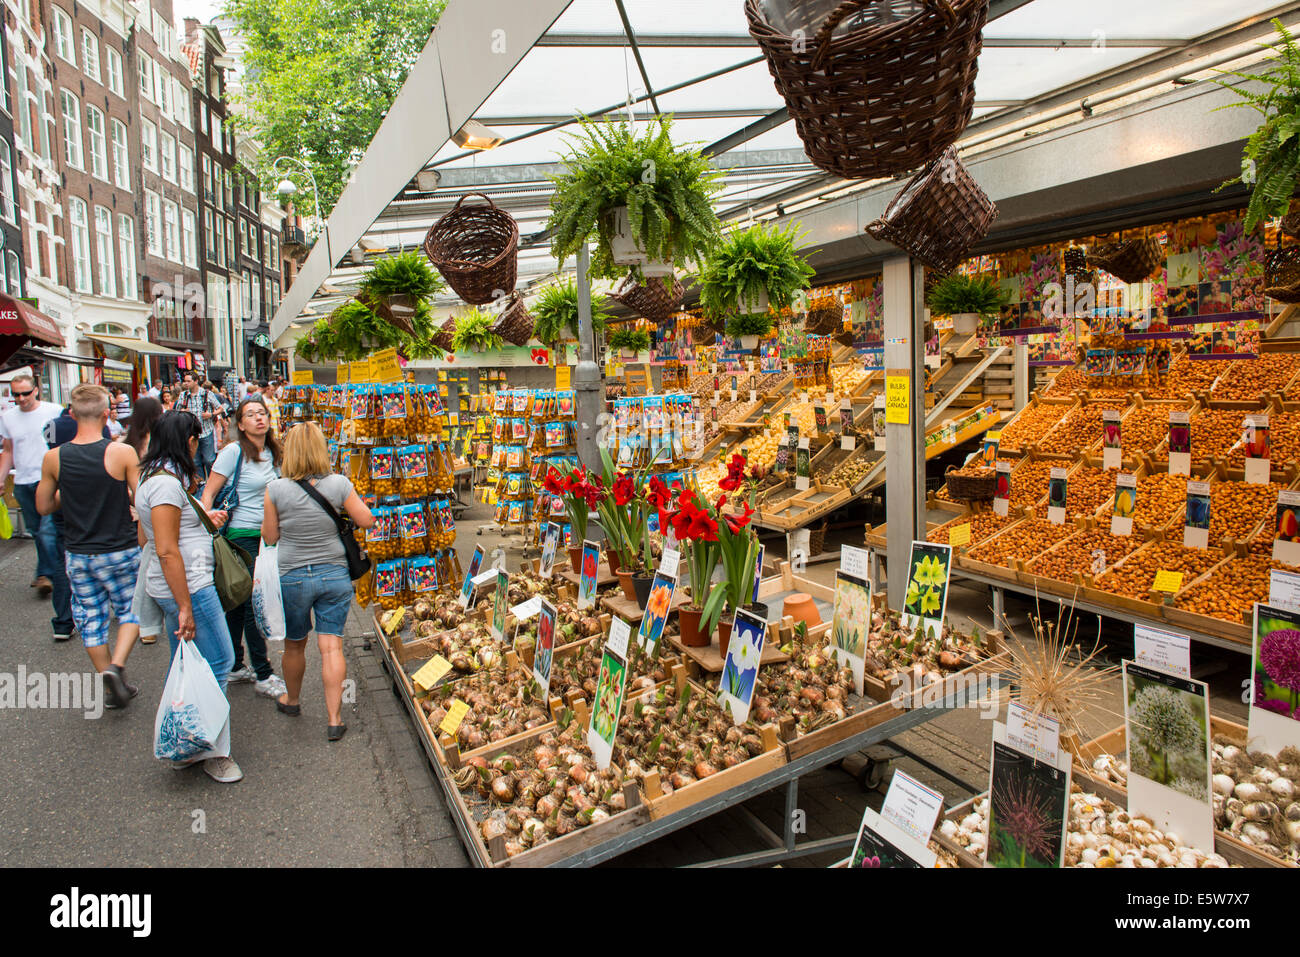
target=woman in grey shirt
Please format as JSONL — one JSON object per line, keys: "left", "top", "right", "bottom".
{"left": 263, "top": 422, "right": 374, "bottom": 740}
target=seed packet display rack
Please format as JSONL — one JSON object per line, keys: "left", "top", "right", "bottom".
{"left": 305, "top": 382, "right": 463, "bottom": 611}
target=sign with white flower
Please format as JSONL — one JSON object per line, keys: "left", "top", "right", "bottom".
{"left": 831, "top": 571, "right": 871, "bottom": 695}
{"left": 718, "top": 606, "right": 767, "bottom": 725}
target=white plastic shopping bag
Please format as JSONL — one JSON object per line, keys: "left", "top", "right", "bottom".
{"left": 252, "top": 544, "right": 286, "bottom": 642}
{"left": 153, "top": 639, "right": 231, "bottom": 763}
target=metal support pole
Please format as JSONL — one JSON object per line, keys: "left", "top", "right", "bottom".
{"left": 882, "top": 257, "right": 926, "bottom": 611}
{"left": 573, "top": 244, "right": 602, "bottom": 472}
{"left": 783, "top": 778, "right": 799, "bottom": 852}
{"left": 1013, "top": 337, "right": 1030, "bottom": 410}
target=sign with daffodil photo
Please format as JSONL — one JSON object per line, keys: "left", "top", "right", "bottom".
{"left": 902, "top": 542, "right": 953, "bottom": 636}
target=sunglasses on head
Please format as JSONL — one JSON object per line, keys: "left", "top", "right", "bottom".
{"left": 11, "top": 388, "right": 35, "bottom": 398}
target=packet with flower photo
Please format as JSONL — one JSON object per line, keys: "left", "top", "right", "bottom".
{"left": 901, "top": 541, "right": 952, "bottom": 637}
{"left": 830, "top": 571, "right": 871, "bottom": 695}
{"left": 538, "top": 522, "right": 560, "bottom": 576}
{"left": 1249, "top": 602, "right": 1300, "bottom": 754}
{"left": 587, "top": 618, "right": 631, "bottom": 772}
{"left": 718, "top": 607, "right": 767, "bottom": 725}
{"left": 635, "top": 571, "right": 677, "bottom": 657}
{"left": 577, "top": 539, "right": 600, "bottom": 610}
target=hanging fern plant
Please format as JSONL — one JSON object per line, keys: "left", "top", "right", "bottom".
{"left": 291, "top": 299, "right": 445, "bottom": 363}
{"left": 358, "top": 251, "right": 445, "bottom": 301}
{"left": 531, "top": 278, "right": 610, "bottom": 349}
{"left": 607, "top": 326, "right": 651, "bottom": 353}
{"left": 452, "top": 307, "right": 505, "bottom": 353}
{"left": 698, "top": 222, "right": 815, "bottom": 318}
{"left": 1216, "top": 19, "right": 1300, "bottom": 231}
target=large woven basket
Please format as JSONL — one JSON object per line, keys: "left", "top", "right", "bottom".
{"left": 355, "top": 290, "right": 416, "bottom": 336}
{"left": 746, "top": 0, "right": 988, "bottom": 180}
{"left": 944, "top": 464, "right": 996, "bottom": 500}
{"left": 432, "top": 316, "right": 456, "bottom": 352}
{"left": 1265, "top": 245, "right": 1300, "bottom": 303}
{"left": 422, "top": 192, "right": 519, "bottom": 305}
{"left": 491, "top": 292, "right": 534, "bottom": 346}
{"left": 866, "top": 147, "right": 997, "bottom": 274}
{"left": 804, "top": 304, "right": 842, "bottom": 335}
{"left": 610, "top": 274, "right": 685, "bottom": 323}
{"left": 1283, "top": 212, "right": 1300, "bottom": 239}
{"left": 1089, "top": 236, "right": 1162, "bottom": 284}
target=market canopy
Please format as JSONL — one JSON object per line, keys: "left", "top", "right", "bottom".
{"left": 269, "top": 0, "right": 1300, "bottom": 346}
{"left": 83, "top": 333, "right": 185, "bottom": 356}
{"left": 0, "top": 293, "right": 63, "bottom": 348}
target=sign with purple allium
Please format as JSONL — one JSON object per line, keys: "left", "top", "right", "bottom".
{"left": 1249, "top": 602, "right": 1300, "bottom": 754}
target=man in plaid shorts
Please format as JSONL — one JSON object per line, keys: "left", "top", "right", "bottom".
{"left": 36, "top": 384, "right": 142, "bottom": 708}
{"left": 176, "top": 370, "right": 224, "bottom": 482}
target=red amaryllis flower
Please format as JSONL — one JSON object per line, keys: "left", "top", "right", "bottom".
{"left": 613, "top": 474, "right": 636, "bottom": 506}
{"left": 724, "top": 500, "right": 756, "bottom": 534}
{"left": 646, "top": 476, "right": 672, "bottom": 509}
{"left": 543, "top": 468, "right": 565, "bottom": 495}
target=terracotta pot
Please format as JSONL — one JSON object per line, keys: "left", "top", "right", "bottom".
{"left": 567, "top": 546, "right": 584, "bottom": 573}
{"left": 605, "top": 546, "right": 622, "bottom": 577}
{"left": 632, "top": 575, "right": 654, "bottom": 610}
{"left": 617, "top": 569, "right": 637, "bottom": 602}
{"left": 678, "top": 606, "right": 709, "bottom": 647}
{"left": 783, "top": 592, "right": 822, "bottom": 629}
{"left": 717, "top": 614, "right": 734, "bottom": 660}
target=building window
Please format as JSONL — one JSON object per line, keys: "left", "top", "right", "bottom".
{"left": 174, "top": 79, "right": 190, "bottom": 129}
{"left": 81, "top": 28, "right": 99, "bottom": 82}
{"left": 144, "top": 190, "right": 161, "bottom": 257}
{"left": 214, "top": 213, "right": 224, "bottom": 266}
{"left": 7, "top": 250, "right": 21, "bottom": 297}
{"left": 60, "top": 90, "right": 83, "bottom": 169}
{"left": 141, "top": 119, "right": 157, "bottom": 172}
{"left": 105, "top": 47, "right": 123, "bottom": 97}
{"left": 205, "top": 207, "right": 214, "bottom": 261}
{"left": 179, "top": 145, "right": 194, "bottom": 192}
{"left": 199, "top": 104, "right": 207, "bottom": 134}
{"left": 160, "top": 133, "right": 176, "bottom": 182}
{"left": 53, "top": 8, "right": 75, "bottom": 65}
{"left": 40, "top": 92, "right": 54, "bottom": 165}
{"left": 118, "top": 214, "right": 136, "bottom": 296}
{"left": 163, "top": 200, "right": 179, "bottom": 263}
{"left": 110, "top": 120, "right": 129, "bottom": 189}
{"left": 223, "top": 170, "right": 233, "bottom": 209}
{"left": 0, "top": 141, "right": 15, "bottom": 224}
{"left": 156, "top": 67, "right": 170, "bottom": 118}
{"left": 225, "top": 215, "right": 235, "bottom": 264}
{"left": 271, "top": 234, "right": 279, "bottom": 264}
{"left": 262, "top": 227, "right": 271, "bottom": 267}
{"left": 138, "top": 52, "right": 153, "bottom": 103}
{"left": 14, "top": 61, "right": 31, "bottom": 147}
{"left": 182, "top": 208, "right": 197, "bottom": 266}
{"left": 68, "top": 197, "right": 92, "bottom": 293}
{"left": 202, "top": 156, "right": 212, "bottom": 202}
{"left": 86, "top": 106, "right": 107, "bottom": 180}
{"left": 94, "top": 205, "right": 115, "bottom": 298}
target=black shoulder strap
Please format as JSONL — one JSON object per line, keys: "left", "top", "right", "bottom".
{"left": 295, "top": 477, "right": 348, "bottom": 534}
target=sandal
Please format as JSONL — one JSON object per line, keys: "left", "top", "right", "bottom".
{"left": 327, "top": 724, "right": 347, "bottom": 742}
{"left": 276, "top": 695, "right": 301, "bottom": 716}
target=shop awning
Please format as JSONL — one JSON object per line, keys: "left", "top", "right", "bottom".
{"left": 83, "top": 333, "right": 184, "bottom": 356}
{"left": 0, "top": 293, "right": 63, "bottom": 348}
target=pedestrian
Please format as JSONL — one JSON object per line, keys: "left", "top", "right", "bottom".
{"left": 174, "top": 371, "right": 223, "bottom": 482}
{"left": 0, "top": 373, "right": 74, "bottom": 640}
{"left": 263, "top": 421, "right": 375, "bottom": 741}
{"left": 35, "top": 384, "right": 142, "bottom": 707}
{"left": 201, "top": 395, "right": 286, "bottom": 700}
{"left": 106, "top": 405, "right": 125, "bottom": 439}
{"left": 135, "top": 411, "right": 242, "bottom": 782}
{"left": 160, "top": 388, "right": 173, "bottom": 411}
{"left": 124, "top": 396, "right": 163, "bottom": 459}
{"left": 259, "top": 379, "right": 281, "bottom": 434}
{"left": 114, "top": 388, "right": 131, "bottom": 420}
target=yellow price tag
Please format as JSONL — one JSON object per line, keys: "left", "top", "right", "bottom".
{"left": 371, "top": 347, "right": 402, "bottom": 383}
{"left": 336, "top": 362, "right": 349, "bottom": 383}
{"left": 1153, "top": 570, "right": 1184, "bottom": 593}
{"left": 412, "top": 654, "right": 453, "bottom": 692}
{"left": 948, "top": 523, "right": 972, "bottom": 547}
{"left": 439, "top": 699, "right": 470, "bottom": 737}
{"left": 885, "top": 371, "right": 910, "bottom": 425}
{"left": 556, "top": 365, "right": 571, "bottom": 390}
{"left": 985, "top": 431, "right": 1002, "bottom": 442}
{"left": 352, "top": 357, "right": 372, "bottom": 382}
{"left": 382, "top": 607, "right": 405, "bottom": 634}
{"left": 292, "top": 369, "right": 314, "bottom": 386}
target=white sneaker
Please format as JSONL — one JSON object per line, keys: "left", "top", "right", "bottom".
{"left": 227, "top": 666, "right": 256, "bottom": 683}
{"left": 253, "top": 674, "right": 287, "bottom": 699}
{"left": 203, "top": 756, "right": 244, "bottom": 783}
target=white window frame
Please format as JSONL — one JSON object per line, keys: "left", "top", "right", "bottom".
{"left": 93, "top": 205, "right": 115, "bottom": 298}
{"left": 162, "top": 199, "right": 180, "bottom": 263}
{"left": 141, "top": 118, "right": 157, "bottom": 172}
{"left": 59, "top": 89, "right": 83, "bottom": 170}
{"left": 105, "top": 46, "right": 123, "bottom": 97}
{"left": 173, "top": 78, "right": 190, "bottom": 129}
{"left": 68, "top": 197, "right": 92, "bottom": 293}
{"left": 144, "top": 189, "right": 161, "bottom": 257}
{"left": 117, "top": 214, "right": 136, "bottom": 297}
{"left": 85, "top": 106, "right": 107, "bottom": 181}
{"left": 0, "top": 141, "right": 15, "bottom": 225}
{"left": 81, "top": 28, "right": 99, "bottom": 83}
{"left": 53, "top": 8, "right": 75, "bottom": 65}
{"left": 160, "top": 132, "right": 176, "bottom": 183}
{"left": 7, "top": 250, "right": 21, "bottom": 298}
{"left": 179, "top": 145, "right": 194, "bottom": 192}
{"left": 181, "top": 207, "right": 197, "bottom": 267}
{"left": 155, "top": 62, "right": 170, "bottom": 119}
{"left": 110, "top": 119, "right": 129, "bottom": 189}
{"left": 138, "top": 52, "right": 153, "bottom": 103}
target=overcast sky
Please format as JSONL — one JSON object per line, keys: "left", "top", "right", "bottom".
{"left": 176, "top": 0, "right": 223, "bottom": 24}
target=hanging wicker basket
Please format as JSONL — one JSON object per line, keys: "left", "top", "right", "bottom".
{"left": 491, "top": 292, "right": 534, "bottom": 346}
{"left": 866, "top": 147, "right": 997, "bottom": 274}
{"left": 610, "top": 274, "right": 685, "bottom": 323}
{"left": 804, "top": 304, "right": 842, "bottom": 335}
{"left": 746, "top": 0, "right": 988, "bottom": 180}
{"left": 834, "top": 329, "right": 856, "bottom": 347}
{"left": 431, "top": 316, "right": 456, "bottom": 352}
{"left": 944, "top": 464, "right": 996, "bottom": 501}
{"left": 1089, "top": 236, "right": 1163, "bottom": 284}
{"left": 1283, "top": 211, "right": 1300, "bottom": 239}
{"left": 1265, "top": 245, "right": 1300, "bottom": 303}
{"left": 422, "top": 192, "right": 519, "bottom": 305}
{"left": 354, "top": 290, "right": 416, "bottom": 337}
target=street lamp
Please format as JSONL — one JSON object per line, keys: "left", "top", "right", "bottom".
{"left": 270, "top": 157, "right": 321, "bottom": 240}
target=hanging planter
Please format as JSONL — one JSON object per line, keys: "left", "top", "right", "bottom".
{"left": 490, "top": 292, "right": 534, "bottom": 346}
{"left": 698, "top": 222, "right": 815, "bottom": 321}
{"left": 746, "top": 0, "right": 989, "bottom": 180}
{"left": 354, "top": 251, "right": 444, "bottom": 338}
{"left": 866, "top": 147, "right": 998, "bottom": 274}
{"left": 609, "top": 273, "right": 685, "bottom": 324}
{"left": 422, "top": 192, "right": 519, "bottom": 305}
{"left": 451, "top": 308, "right": 505, "bottom": 354}
{"left": 725, "top": 312, "right": 774, "bottom": 351}
{"left": 531, "top": 278, "right": 610, "bottom": 352}
{"left": 607, "top": 326, "right": 650, "bottom": 359}
{"left": 1265, "top": 244, "right": 1300, "bottom": 302}
{"left": 926, "top": 274, "right": 1006, "bottom": 337}
{"left": 547, "top": 116, "right": 723, "bottom": 285}
{"left": 1089, "top": 235, "right": 1163, "bottom": 284}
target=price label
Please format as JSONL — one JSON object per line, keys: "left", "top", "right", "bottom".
{"left": 412, "top": 654, "right": 453, "bottom": 691}
{"left": 1153, "top": 569, "right": 1184, "bottom": 593}
{"left": 439, "top": 699, "right": 471, "bottom": 737}
{"left": 841, "top": 544, "right": 870, "bottom": 579}
{"left": 510, "top": 596, "right": 543, "bottom": 621}
{"left": 292, "top": 369, "right": 314, "bottom": 386}
{"left": 1006, "top": 702, "right": 1061, "bottom": 764}
{"left": 606, "top": 616, "right": 631, "bottom": 661}
{"left": 659, "top": 548, "right": 680, "bottom": 579}
{"left": 372, "top": 347, "right": 403, "bottom": 383}
{"left": 382, "top": 607, "right": 405, "bottom": 635}
{"left": 948, "top": 523, "right": 972, "bottom": 547}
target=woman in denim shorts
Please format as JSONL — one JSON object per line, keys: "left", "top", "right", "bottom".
{"left": 263, "top": 422, "right": 375, "bottom": 741}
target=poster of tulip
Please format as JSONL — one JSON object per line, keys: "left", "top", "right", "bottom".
{"left": 718, "top": 607, "right": 767, "bottom": 725}
{"left": 902, "top": 541, "right": 952, "bottom": 637}
{"left": 1123, "top": 661, "right": 1214, "bottom": 853}
{"left": 1249, "top": 603, "right": 1300, "bottom": 753}
{"left": 831, "top": 571, "right": 870, "bottom": 695}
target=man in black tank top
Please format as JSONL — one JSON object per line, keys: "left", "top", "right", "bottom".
{"left": 36, "top": 384, "right": 143, "bottom": 708}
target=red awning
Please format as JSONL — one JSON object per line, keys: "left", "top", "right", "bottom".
{"left": 0, "top": 294, "right": 63, "bottom": 348}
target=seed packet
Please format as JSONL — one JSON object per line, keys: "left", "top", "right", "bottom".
{"left": 545, "top": 421, "right": 566, "bottom": 447}
{"left": 512, "top": 417, "right": 528, "bottom": 441}
{"left": 400, "top": 501, "right": 427, "bottom": 540}
{"left": 375, "top": 560, "right": 403, "bottom": 598}
{"left": 557, "top": 391, "right": 575, "bottom": 416}
{"left": 381, "top": 384, "right": 407, "bottom": 420}
{"left": 508, "top": 501, "right": 525, "bottom": 523}
{"left": 370, "top": 447, "right": 394, "bottom": 480}
{"left": 512, "top": 391, "right": 528, "bottom": 414}
{"left": 407, "top": 556, "right": 439, "bottom": 594}
{"left": 506, "top": 445, "right": 525, "bottom": 470}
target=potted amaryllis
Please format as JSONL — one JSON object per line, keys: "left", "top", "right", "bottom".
{"left": 594, "top": 449, "right": 649, "bottom": 597}
{"left": 543, "top": 466, "right": 602, "bottom": 572}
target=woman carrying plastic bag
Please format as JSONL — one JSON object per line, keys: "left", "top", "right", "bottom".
{"left": 252, "top": 544, "right": 286, "bottom": 642}
{"left": 154, "top": 638, "right": 231, "bottom": 764}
